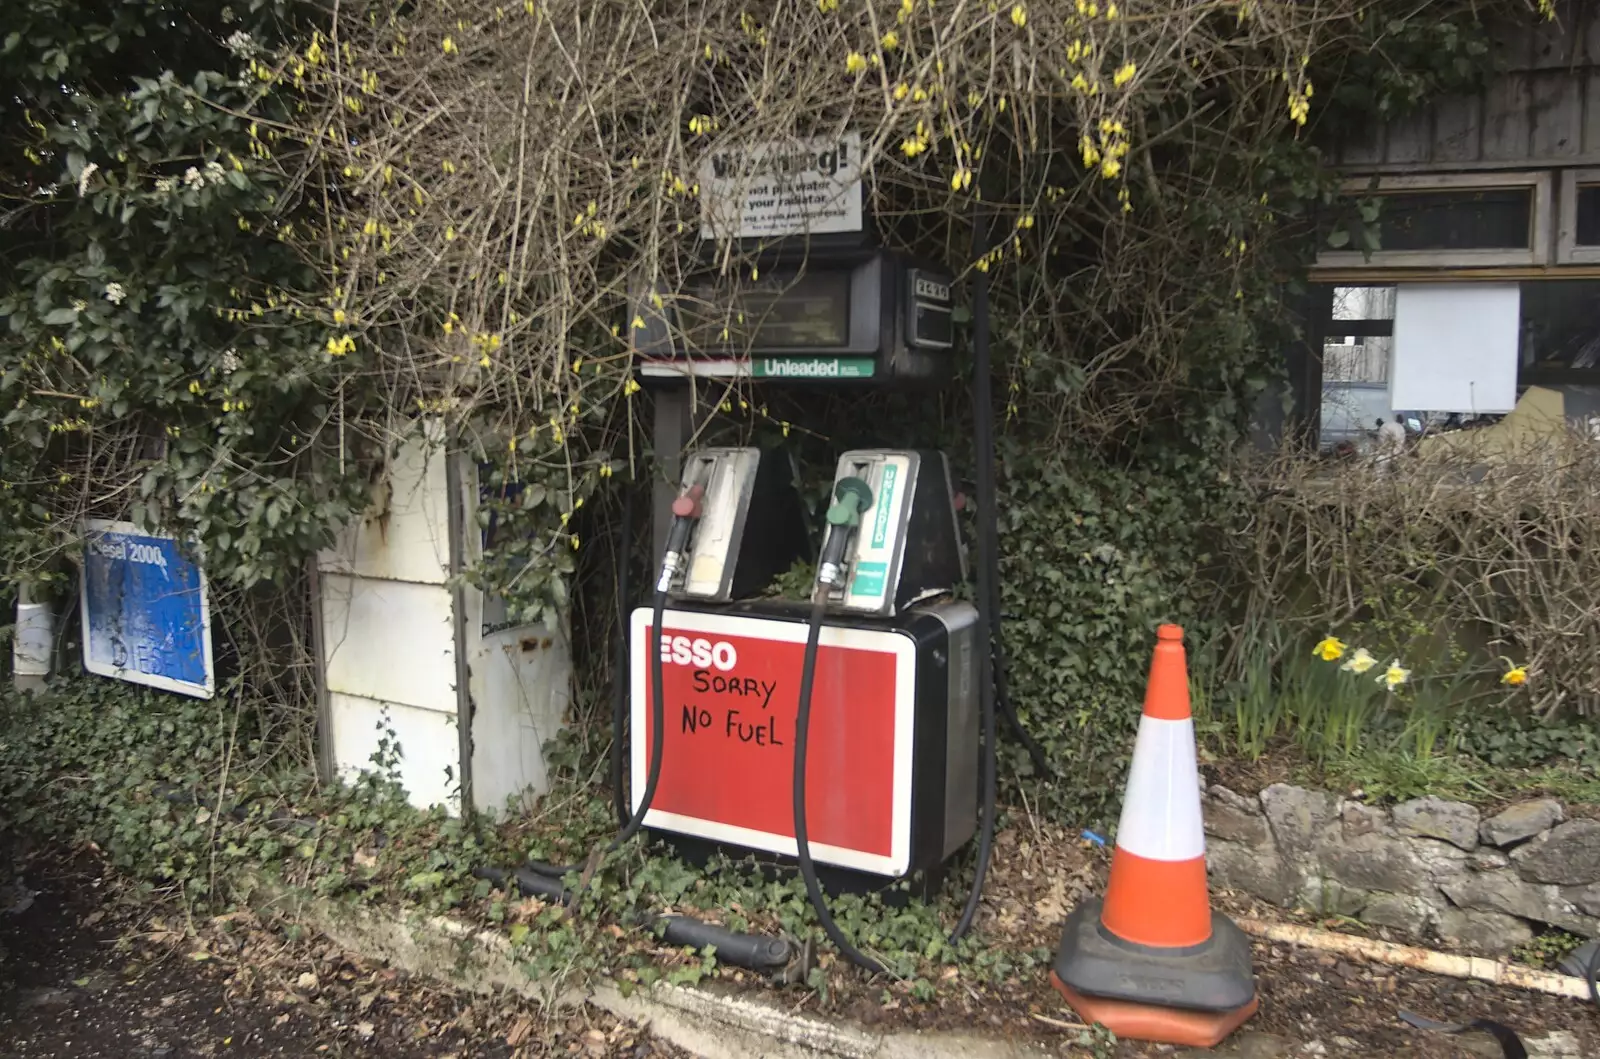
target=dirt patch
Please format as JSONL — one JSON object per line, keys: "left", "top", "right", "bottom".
{"left": 0, "top": 845, "right": 685, "bottom": 1058}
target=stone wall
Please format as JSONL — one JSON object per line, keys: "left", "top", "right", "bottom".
{"left": 1204, "top": 784, "right": 1600, "bottom": 954}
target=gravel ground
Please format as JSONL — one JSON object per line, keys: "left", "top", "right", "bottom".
{"left": 3, "top": 832, "right": 1596, "bottom": 1059}
{"left": 0, "top": 847, "right": 686, "bottom": 1059}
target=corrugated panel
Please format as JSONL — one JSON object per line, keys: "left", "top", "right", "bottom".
{"left": 318, "top": 419, "right": 451, "bottom": 586}
{"left": 320, "top": 573, "right": 458, "bottom": 713}
{"left": 328, "top": 692, "right": 461, "bottom": 813}
{"left": 469, "top": 622, "right": 572, "bottom": 817}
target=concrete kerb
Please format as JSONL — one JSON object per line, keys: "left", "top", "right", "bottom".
{"left": 247, "top": 880, "right": 1049, "bottom": 1059}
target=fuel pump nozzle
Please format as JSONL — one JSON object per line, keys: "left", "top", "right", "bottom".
{"left": 816, "top": 477, "right": 872, "bottom": 589}
{"left": 655, "top": 483, "right": 707, "bottom": 593}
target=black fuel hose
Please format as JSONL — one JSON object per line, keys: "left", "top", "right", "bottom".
{"left": 789, "top": 214, "right": 1003, "bottom": 972}
{"left": 953, "top": 208, "right": 1000, "bottom": 943}
{"left": 792, "top": 594, "right": 887, "bottom": 974}
{"left": 471, "top": 865, "right": 792, "bottom": 971}
{"left": 610, "top": 481, "right": 634, "bottom": 829}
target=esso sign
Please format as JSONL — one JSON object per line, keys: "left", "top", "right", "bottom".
{"left": 658, "top": 635, "right": 738, "bottom": 672}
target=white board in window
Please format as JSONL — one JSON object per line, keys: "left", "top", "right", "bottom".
{"left": 1389, "top": 283, "right": 1520, "bottom": 414}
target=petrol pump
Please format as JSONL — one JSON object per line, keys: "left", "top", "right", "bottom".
{"left": 519, "top": 133, "right": 1014, "bottom": 974}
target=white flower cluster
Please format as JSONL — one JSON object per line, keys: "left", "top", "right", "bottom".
{"left": 76, "top": 162, "right": 99, "bottom": 197}
{"left": 178, "top": 161, "right": 228, "bottom": 191}
{"left": 220, "top": 348, "right": 241, "bottom": 373}
{"left": 103, "top": 282, "right": 126, "bottom": 305}
{"left": 225, "top": 31, "right": 255, "bottom": 57}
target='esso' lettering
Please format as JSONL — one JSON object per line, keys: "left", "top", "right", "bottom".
{"left": 659, "top": 635, "right": 737, "bottom": 672}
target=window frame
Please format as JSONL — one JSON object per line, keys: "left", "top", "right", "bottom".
{"left": 1555, "top": 168, "right": 1600, "bottom": 265}
{"left": 1315, "top": 172, "right": 1552, "bottom": 270}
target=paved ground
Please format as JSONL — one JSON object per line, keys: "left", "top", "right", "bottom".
{"left": 0, "top": 849, "right": 685, "bottom": 1058}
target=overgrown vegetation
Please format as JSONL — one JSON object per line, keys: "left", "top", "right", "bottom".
{"left": 1184, "top": 429, "right": 1600, "bottom": 800}
{"left": 3, "top": 0, "right": 1590, "bottom": 1005}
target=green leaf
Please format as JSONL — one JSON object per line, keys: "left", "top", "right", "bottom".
{"left": 43, "top": 307, "right": 80, "bottom": 325}
{"left": 1325, "top": 228, "right": 1351, "bottom": 249}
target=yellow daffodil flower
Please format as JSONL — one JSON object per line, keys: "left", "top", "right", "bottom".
{"left": 1312, "top": 636, "right": 1346, "bottom": 662}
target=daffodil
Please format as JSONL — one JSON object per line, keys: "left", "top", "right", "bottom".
{"left": 1340, "top": 648, "right": 1377, "bottom": 675}
{"left": 1312, "top": 636, "right": 1346, "bottom": 662}
{"left": 1502, "top": 665, "right": 1529, "bottom": 687}
{"left": 1378, "top": 661, "right": 1410, "bottom": 691}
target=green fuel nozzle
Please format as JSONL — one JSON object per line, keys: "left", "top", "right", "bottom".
{"left": 817, "top": 477, "right": 873, "bottom": 588}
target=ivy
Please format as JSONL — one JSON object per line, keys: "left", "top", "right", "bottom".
{"left": 0, "top": 1, "right": 367, "bottom": 594}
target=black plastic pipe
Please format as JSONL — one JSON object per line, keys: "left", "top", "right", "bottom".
{"left": 472, "top": 865, "right": 792, "bottom": 971}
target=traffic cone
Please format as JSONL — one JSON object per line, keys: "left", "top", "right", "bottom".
{"left": 1049, "top": 624, "right": 1258, "bottom": 1048}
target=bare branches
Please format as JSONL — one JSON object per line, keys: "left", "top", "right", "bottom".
{"left": 1225, "top": 431, "right": 1600, "bottom": 717}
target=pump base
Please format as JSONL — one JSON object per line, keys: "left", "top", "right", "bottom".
{"left": 1049, "top": 899, "right": 1257, "bottom": 1047}
{"left": 655, "top": 833, "right": 947, "bottom": 903}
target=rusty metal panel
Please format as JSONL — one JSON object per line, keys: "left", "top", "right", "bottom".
{"left": 1531, "top": 70, "right": 1584, "bottom": 157}
{"left": 1482, "top": 71, "right": 1535, "bottom": 161}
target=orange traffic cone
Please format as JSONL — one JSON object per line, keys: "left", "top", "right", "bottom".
{"left": 1049, "top": 624, "right": 1258, "bottom": 1048}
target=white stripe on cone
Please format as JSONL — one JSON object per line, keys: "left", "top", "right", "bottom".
{"left": 1113, "top": 715, "right": 1205, "bottom": 862}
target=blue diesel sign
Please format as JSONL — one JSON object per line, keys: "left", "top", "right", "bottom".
{"left": 80, "top": 520, "right": 214, "bottom": 698}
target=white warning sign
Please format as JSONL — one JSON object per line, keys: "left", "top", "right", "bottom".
{"left": 699, "top": 132, "right": 863, "bottom": 241}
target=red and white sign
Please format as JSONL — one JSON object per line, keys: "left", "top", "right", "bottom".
{"left": 630, "top": 607, "right": 914, "bottom": 876}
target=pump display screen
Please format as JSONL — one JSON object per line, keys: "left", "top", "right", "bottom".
{"left": 678, "top": 271, "right": 851, "bottom": 349}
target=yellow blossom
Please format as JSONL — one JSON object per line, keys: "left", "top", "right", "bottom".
{"left": 1502, "top": 665, "right": 1529, "bottom": 687}
{"left": 1312, "top": 636, "right": 1346, "bottom": 662}
{"left": 333, "top": 308, "right": 347, "bottom": 324}
{"left": 441, "top": 36, "right": 457, "bottom": 54}
{"left": 894, "top": 82, "right": 910, "bottom": 101}
{"left": 624, "top": 377, "right": 642, "bottom": 395}
{"left": 1010, "top": 4, "right": 1027, "bottom": 27}
{"left": 1113, "top": 62, "right": 1137, "bottom": 87}
{"left": 846, "top": 51, "right": 868, "bottom": 74}
{"left": 881, "top": 31, "right": 899, "bottom": 49}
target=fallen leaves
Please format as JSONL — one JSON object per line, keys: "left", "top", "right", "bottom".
{"left": 505, "top": 1015, "right": 534, "bottom": 1046}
